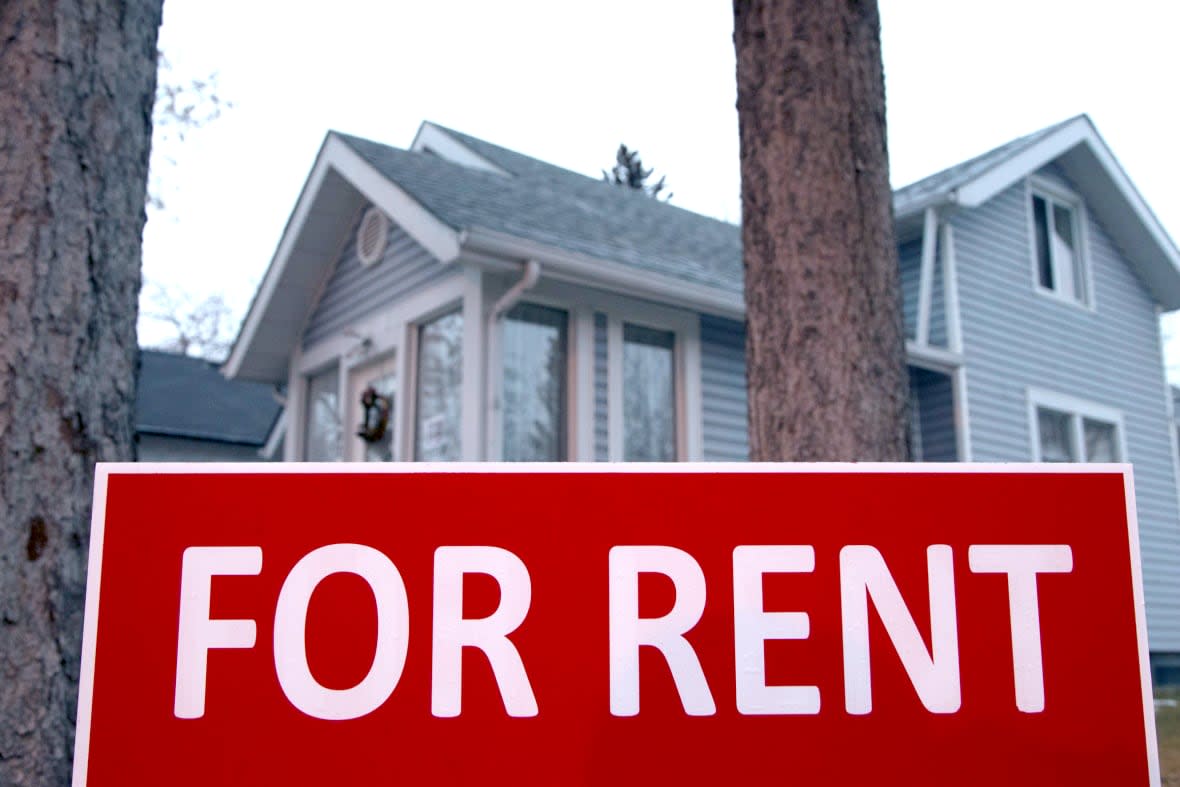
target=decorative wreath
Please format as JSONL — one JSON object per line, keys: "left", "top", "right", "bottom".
{"left": 356, "top": 386, "right": 392, "bottom": 443}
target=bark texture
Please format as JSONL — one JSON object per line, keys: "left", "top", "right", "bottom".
{"left": 0, "top": 1, "right": 161, "bottom": 783}
{"left": 734, "top": 0, "right": 908, "bottom": 461}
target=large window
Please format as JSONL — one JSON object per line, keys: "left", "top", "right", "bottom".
{"left": 304, "top": 365, "right": 341, "bottom": 461}
{"left": 1031, "top": 391, "right": 1122, "bottom": 462}
{"left": 501, "top": 303, "right": 568, "bottom": 461}
{"left": 622, "top": 323, "right": 677, "bottom": 461}
{"left": 1030, "top": 185, "right": 1088, "bottom": 305}
{"left": 415, "top": 310, "right": 463, "bottom": 461}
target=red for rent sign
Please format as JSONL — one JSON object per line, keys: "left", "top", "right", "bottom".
{"left": 74, "top": 464, "right": 1158, "bottom": 786}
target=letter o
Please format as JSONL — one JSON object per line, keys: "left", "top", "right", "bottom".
{"left": 273, "top": 544, "right": 409, "bottom": 720}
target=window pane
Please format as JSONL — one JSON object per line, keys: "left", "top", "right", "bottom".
{"left": 1051, "top": 202, "right": 1080, "bottom": 300}
{"left": 415, "top": 310, "right": 463, "bottom": 461}
{"left": 304, "top": 366, "right": 341, "bottom": 461}
{"left": 502, "top": 303, "right": 567, "bottom": 461}
{"left": 1032, "top": 195, "right": 1053, "bottom": 289}
{"left": 623, "top": 323, "right": 676, "bottom": 461}
{"left": 362, "top": 371, "right": 397, "bottom": 462}
{"left": 1083, "top": 418, "right": 1118, "bottom": 462}
{"left": 1037, "top": 407, "right": 1075, "bottom": 462}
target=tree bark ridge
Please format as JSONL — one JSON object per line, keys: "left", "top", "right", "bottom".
{"left": 734, "top": 0, "right": 908, "bottom": 461}
{"left": 0, "top": 1, "right": 161, "bottom": 783}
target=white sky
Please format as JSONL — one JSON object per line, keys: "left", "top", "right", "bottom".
{"left": 143, "top": 0, "right": 1180, "bottom": 375}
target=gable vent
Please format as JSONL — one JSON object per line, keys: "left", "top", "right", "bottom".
{"left": 356, "top": 206, "right": 390, "bottom": 267}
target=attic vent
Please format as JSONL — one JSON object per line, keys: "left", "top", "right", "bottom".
{"left": 356, "top": 207, "right": 390, "bottom": 267}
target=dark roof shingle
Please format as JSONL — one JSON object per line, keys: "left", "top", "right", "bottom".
{"left": 334, "top": 129, "right": 744, "bottom": 294}
{"left": 136, "top": 350, "right": 280, "bottom": 445}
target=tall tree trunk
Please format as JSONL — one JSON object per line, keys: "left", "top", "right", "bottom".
{"left": 734, "top": 0, "right": 908, "bottom": 461}
{"left": 0, "top": 1, "right": 161, "bottom": 783}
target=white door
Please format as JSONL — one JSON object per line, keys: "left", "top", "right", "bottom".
{"left": 346, "top": 353, "right": 398, "bottom": 462}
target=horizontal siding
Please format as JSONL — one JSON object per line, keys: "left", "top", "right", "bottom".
{"left": 594, "top": 313, "right": 608, "bottom": 461}
{"left": 899, "top": 238, "right": 920, "bottom": 341}
{"left": 910, "top": 368, "right": 956, "bottom": 461}
{"left": 898, "top": 235, "right": 946, "bottom": 347}
{"left": 955, "top": 166, "right": 1180, "bottom": 650}
{"left": 700, "top": 315, "right": 749, "bottom": 461}
{"left": 303, "top": 214, "right": 450, "bottom": 348}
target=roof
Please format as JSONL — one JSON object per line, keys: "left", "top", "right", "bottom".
{"left": 334, "top": 128, "right": 743, "bottom": 294}
{"left": 893, "top": 116, "right": 1080, "bottom": 216}
{"left": 226, "top": 115, "right": 1180, "bottom": 383}
{"left": 136, "top": 349, "right": 280, "bottom": 445}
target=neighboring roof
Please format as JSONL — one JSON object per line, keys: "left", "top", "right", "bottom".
{"left": 334, "top": 128, "right": 743, "bottom": 294}
{"left": 136, "top": 349, "right": 280, "bottom": 445}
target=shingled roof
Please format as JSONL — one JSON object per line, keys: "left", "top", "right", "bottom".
{"left": 892, "top": 115, "right": 1082, "bottom": 216}
{"left": 136, "top": 350, "right": 280, "bottom": 445}
{"left": 334, "top": 129, "right": 745, "bottom": 294}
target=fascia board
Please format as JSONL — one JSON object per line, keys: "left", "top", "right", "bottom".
{"left": 409, "top": 121, "right": 509, "bottom": 176}
{"left": 461, "top": 227, "right": 746, "bottom": 319}
{"left": 223, "top": 137, "right": 336, "bottom": 379}
{"left": 327, "top": 135, "right": 462, "bottom": 264}
{"left": 223, "top": 135, "right": 462, "bottom": 380}
{"left": 954, "top": 118, "right": 1092, "bottom": 208}
{"left": 955, "top": 117, "right": 1180, "bottom": 307}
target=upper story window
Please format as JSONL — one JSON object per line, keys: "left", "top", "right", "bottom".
{"left": 1029, "top": 180, "right": 1089, "bottom": 306}
{"left": 501, "top": 303, "right": 568, "bottom": 461}
{"left": 1030, "top": 389, "right": 1122, "bottom": 462}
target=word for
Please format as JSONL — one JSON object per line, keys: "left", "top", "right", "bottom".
{"left": 174, "top": 543, "right": 1071, "bottom": 721}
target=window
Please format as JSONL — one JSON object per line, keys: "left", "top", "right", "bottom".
{"left": 415, "top": 310, "right": 463, "bottom": 461}
{"left": 304, "top": 365, "right": 341, "bottom": 461}
{"left": 501, "top": 303, "right": 568, "bottom": 461}
{"left": 1030, "top": 185, "right": 1088, "bottom": 304}
{"left": 1030, "top": 390, "right": 1122, "bottom": 462}
{"left": 622, "top": 323, "right": 677, "bottom": 461}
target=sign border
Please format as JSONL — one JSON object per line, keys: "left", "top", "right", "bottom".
{"left": 72, "top": 462, "right": 1159, "bottom": 787}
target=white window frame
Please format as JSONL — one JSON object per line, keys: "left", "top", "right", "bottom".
{"left": 1027, "top": 388, "right": 1127, "bottom": 463}
{"left": 300, "top": 360, "right": 343, "bottom": 462}
{"left": 287, "top": 274, "right": 468, "bottom": 462}
{"left": 482, "top": 278, "right": 702, "bottom": 462}
{"left": 605, "top": 302, "right": 702, "bottom": 463}
{"left": 1026, "top": 176, "right": 1094, "bottom": 311}
{"left": 487, "top": 294, "right": 579, "bottom": 462}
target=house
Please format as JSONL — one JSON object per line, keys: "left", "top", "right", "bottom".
{"left": 222, "top": 116, "right": 1180, "bottom": 680}
{"left": 135, "top": 349, "right": 281, "bottom": 460}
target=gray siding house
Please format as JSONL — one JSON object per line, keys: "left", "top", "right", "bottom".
{"left": 222, "top": 116, "right": 1180, "bottom": 676}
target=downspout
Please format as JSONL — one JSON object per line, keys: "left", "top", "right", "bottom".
{"left": 486, "top": 260, "right": 542, "bottom": 460}
{"left": 490, "top": 259, "right": 541, "bottom": 320}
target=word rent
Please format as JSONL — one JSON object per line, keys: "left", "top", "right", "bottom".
{"left": 175, "top": 542, "right": 1071, "bottom": 720}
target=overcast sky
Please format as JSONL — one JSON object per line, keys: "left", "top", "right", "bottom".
{"left": 143, "top": 0, "right": 1180, "bottom": 374}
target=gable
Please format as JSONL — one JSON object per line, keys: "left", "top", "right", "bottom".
{"left": 302, "top": 211, "right": 451, "bottom": 349}
{"left": 896, "top": 116, "right": 1180, "bottom": 310}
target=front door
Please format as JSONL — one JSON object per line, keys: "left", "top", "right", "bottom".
{"left": 346, "top": 353, "right": 398, "bottom": 462}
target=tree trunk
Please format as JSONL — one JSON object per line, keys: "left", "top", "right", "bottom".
{"left": 733, "top": 0, "right": 908, "bottom": 461}
{"left": 0, "top": 1, "right": 161, "bottom": 783}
